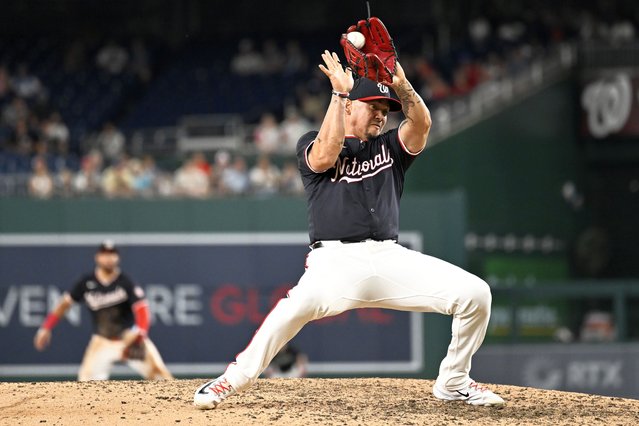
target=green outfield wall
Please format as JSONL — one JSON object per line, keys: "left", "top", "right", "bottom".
{"left": 0, "top": 192, "right": 465, "bottom": 378}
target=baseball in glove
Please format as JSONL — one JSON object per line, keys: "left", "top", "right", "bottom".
{"left": 122, "top": 335, "right": 146, "bottom": 361}
{"left": 340, "top": 17, "right": 398, "bottom": 85}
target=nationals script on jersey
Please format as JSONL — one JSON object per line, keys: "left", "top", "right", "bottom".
{"left": 331, "top": 142, "right": 394, "bottom": 183}
{"left": 68, "top": 273, "right": 144, "bottom": 338}
{"left": 296, "top": 127, "right": 422, "bottom": 243}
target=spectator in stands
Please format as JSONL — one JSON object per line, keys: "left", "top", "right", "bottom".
{"left": 155, "top": 172, "right": 175, "bottom": 198}
{"left": 96, "top": 40, "right": 129, "bottom": 75}
{"left": 11, "top": 63, "right": 46, "bottom": 101}
{"left": 1, "top": 97, "right": 30, "bottom": 128}
{"left": 230, "top": 38, "right": 265, "bottom": 75}
{"left": 468, "top": 16, "right": 492, "bottom": 52}
{"left": 419, "top": 71, "right": 451, "bottom": 103}
{"left": 0, "top": 65, "right": 11, "bottom": 101}
{"left": 483, "top": 53, "right": 507, "bottom": 81}
{"left": 210, "top": 150, "right": 230, "bottom": 193}
{"left": 28, "top": 156, "right": 54, "bottom": 199}
{"left": 55, "top": 167, "right": 75, "bottom": 198}
{"left": 41, "top": 111, "right": 70, "bottom": 155}
{"left": 497, "top": 20, "right": 527, "bottom": 46}
{"left": 73, "top": 150, "right": 103, "bottom": 196}
{"left": 279, "top": 161, "right": 304, "bottom": 196}
{"left": 63, "top": 40, "right": 88, "bottom": 73}
{"left": 131, "top": 155, "right": 158, "bottom": 197}
{"left": 609, "top": 19, "right": 635, "bottom": 45}
{"left": 504, "top": 46, "right": 532, "bottom": 76}
{"left": 461, "top": 59, "right": 488, "bottom": 91}
{"left": 249, "top": 155, "right": 280, "bottom": 196}
{"left": 451, "top": 66, "right": 472, "bottom": 97}
{"left": 295, "top": 72, "right": 329, "bottom": 125}
{"left": 101, "top": 155, "right": 134, "bottom": 198}
{"left": 129, "top": 38, "right": 152, "bottom": 83}
{"left": 191, "top": 151, "right": 212, "bottom": 177}
{"left": 32, "top": 138, "right": 49, "bottom": 158}
{"left": 262, "top": 39, "right": 284, "bottom": 74}
{"left": 411, "top": 59, "right": 451, "bottom": 102}
{"left": 173, "top": 156, "right": 211, "bottom": 198}
{"left": 219, "top": 155, "right": 250, "bottom": 196}
{"left": 10, "top": 118, "right": 39, "bottom": 155}
{"left": 280, "top": 107, "right": 312, "bottom": 154}
{"left": 579, "top": 310, "right": 616, "bottom": 342}
{"left": 253, "top": 112, "right": 281, "bottom": 154}
{"left": 283, "top": 40, "right": 308, "bottom": 76}
{"left": 96, "top": 122, "right": 126, "bottom": 165}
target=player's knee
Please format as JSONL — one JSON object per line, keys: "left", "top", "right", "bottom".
{"left": 284, "top": 293, "right": 322, "bottom": 322}
{"left": 469, "top": 277, "right": 492, "bottom": 313}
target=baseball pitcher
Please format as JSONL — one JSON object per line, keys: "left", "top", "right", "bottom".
{"left": 194, "top": 17, "right": 503, "bottom": 408}
{"left": 34, "top": 240, "right": 173, "bottom": 381}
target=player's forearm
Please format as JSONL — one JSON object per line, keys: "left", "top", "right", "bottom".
{"left": 394, "top": 78, "right": 431, "bottom": 150}
{"left": 39, "top": 295, "right": 72, "bottom": 332}
{"left": 52, "top": 296, "right": 73, "bottom": 317}
{"left": 395, "top": 77, "right": 430, "bottom": 130}
{"left": 310, "top": 95, "right": 347, "bottom": 170}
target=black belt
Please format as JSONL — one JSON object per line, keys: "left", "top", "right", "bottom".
{"left": 309, "top": 239, "right": 394, "bottom": 249}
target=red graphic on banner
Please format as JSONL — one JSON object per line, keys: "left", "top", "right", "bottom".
{"left": 209, "top": 284, "right": 394, "bottom": 326}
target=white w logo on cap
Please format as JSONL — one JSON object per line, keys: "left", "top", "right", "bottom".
{"left": 377, "top": 83, "right": 389, "bottom": 94}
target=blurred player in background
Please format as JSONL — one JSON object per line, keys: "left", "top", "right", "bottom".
{"left": 263, "top": 343, "right": 308, "bottom": 379}
{"left": 33, "top": 240, "right": 173, "bottom": 381}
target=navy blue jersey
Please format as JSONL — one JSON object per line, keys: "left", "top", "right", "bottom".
{"left": 69, "top": 272, "right": 144, "bottom": 338}
{"left": 296, "top": 127, "right": 419, "bottom": 243}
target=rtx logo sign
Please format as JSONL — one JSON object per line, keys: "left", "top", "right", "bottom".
{"left": 523, "top": 357, "right": 623, "bottom": 391}
{"left": 565, "top": 360, "right": 623, "bottom": 389}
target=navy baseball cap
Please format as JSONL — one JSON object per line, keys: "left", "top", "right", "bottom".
{"left": 348, "top": 78, "right": 402, "bottom": 112}
{"left": 97, "top": 239, "right": 118, "bottom": 254}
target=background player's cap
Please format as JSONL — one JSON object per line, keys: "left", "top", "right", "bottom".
{"left": 97, "top": 239, "right": 118, "bottom": 254}
{"left": 348, "top": 78, "right": 402, "bottom": 112}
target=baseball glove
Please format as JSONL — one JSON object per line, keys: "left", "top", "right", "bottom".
{"left": 340, "top": 17, "right": 398, "bottom": 85}
{"left": 122, "top": 335, "right": 146, "bottom": 361}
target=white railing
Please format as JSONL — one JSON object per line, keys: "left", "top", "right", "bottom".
{"left": 427, "top": 42, "right": 577, "bottom": 146}
{"left": 176, "top": 113, "right": 246, "bottom": 152}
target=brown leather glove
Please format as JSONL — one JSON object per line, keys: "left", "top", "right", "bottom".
{"left": 122, "top": 335, "right": 146, "bottom": 360}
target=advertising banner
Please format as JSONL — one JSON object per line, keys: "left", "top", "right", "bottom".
{"left": 473, "top": 343, "right": 639, "bottom": 399}
{"left": 0, "top": 233, "right": 423, "bottom": 377}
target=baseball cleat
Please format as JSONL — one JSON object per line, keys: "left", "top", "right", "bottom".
{"left": 433, "top": 380, "right": 505, "bottom": 407}
{"left": 193, "top": 376, "right": 237, "bottom": 409}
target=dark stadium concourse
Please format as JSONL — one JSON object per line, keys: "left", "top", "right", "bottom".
{"left": 3, "top": 0, "right": 638, "bottom": 37}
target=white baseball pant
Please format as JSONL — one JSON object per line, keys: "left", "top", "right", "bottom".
{"left": 223, "top": 239, "right": 491, "bottom": 392}
{"left": 77, "top": 334, "right": 172, "bottom": 381}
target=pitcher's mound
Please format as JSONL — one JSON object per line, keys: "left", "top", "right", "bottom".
{"left": 1, "top": 378, "right": 638, "bottom": 425}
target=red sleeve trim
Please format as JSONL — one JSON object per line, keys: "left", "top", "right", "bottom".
{"left": 42, "top": 313, "right": 60, "bottom": 330}
{"left": 132, "top": 301, "right": 150, "bottom": 335}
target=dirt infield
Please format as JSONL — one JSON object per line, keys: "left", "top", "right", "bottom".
{"left": 1, "top": 378, "right": 638, "bottom": 425}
